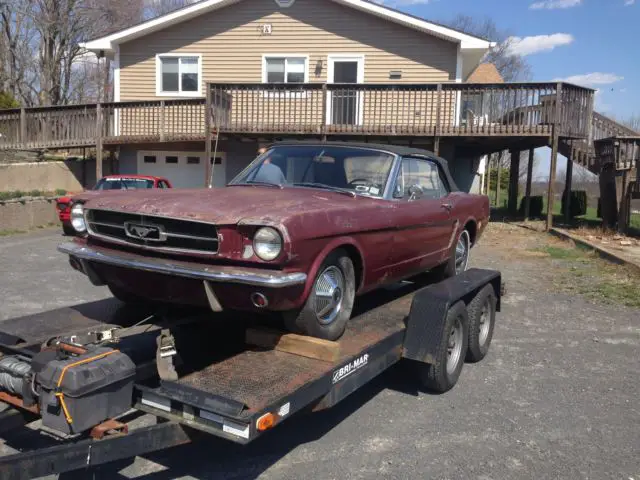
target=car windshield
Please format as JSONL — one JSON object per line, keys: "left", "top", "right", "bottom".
{"left": 94, "top": 178, "right": 155, "bottom": 190}
{"left": 230, "top": 145, "right": 395, "bottom": 198}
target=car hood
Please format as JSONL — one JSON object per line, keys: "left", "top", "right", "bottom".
{"left": 83, "top": 186, "right": 384, "bottom": 226}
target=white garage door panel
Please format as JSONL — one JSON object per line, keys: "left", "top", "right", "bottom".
{"left": 137, "top": 151, "right": 226, "bottom": 189}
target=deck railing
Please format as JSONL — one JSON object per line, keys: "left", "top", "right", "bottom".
{"left": 0, "top": 82, "right": 594, "bottom": 150}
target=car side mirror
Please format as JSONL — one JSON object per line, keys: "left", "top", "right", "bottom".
{"left": 408, "top": 184, "right": 423, "bottom": 201}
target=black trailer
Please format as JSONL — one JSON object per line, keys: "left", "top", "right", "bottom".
{"left": 0, "top": 268, "right": 501, "bottom": 480}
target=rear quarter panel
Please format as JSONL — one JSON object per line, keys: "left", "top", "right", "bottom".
{"left": 450, "top": 192, "right": 490, "bottom": 243}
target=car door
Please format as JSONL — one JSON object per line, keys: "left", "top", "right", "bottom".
{"left": 388, "top": 157, "right": 457, "bottom": 279}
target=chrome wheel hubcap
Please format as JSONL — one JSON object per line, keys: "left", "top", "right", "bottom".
{"left": 455, "top": 231, "right": 470, "bottom": 275}
{"left": 478, "top": 299, "right": 491, "bottom": 347}
{"left": 446, "top": 317, "right": 464, "bottom": 375}
{"left": 314, "top": 266, "right": 345, "bottom": 325}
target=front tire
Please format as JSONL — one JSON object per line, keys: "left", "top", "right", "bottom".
{"left": 418, "top": 300, "right": 469, "bottom": 393}
{"left": 284, "top": 250, "right": 355, "bottom": 340}
{"left": 430, "top": 229, "right": 470, "bottom": 281}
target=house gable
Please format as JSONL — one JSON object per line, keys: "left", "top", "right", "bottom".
{"left": 118, "top": 0, "right": 462, "bottom": 100}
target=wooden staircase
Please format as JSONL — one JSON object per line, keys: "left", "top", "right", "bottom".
{"left": 560, "top": 112, "right": 639, "bottom": 173}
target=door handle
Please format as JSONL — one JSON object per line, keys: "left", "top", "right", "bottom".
{"left": 441, "top": 203, "right": 453, "bottom": 211}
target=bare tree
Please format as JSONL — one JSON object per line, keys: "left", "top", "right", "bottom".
{"left": 621, "top": 114, "right": 640, "bottom": 133}
{"left": 144, "top": 0, "right": 195, "bottom": 18}
{"left": 445, "top": 14, "right": 532, "bottom": 82}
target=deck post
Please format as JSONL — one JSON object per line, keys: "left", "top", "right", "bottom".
{"left": 321, "top": 83, "right": 328, "bottom": 141}
{"left": 494, "top": 154, "right": 502, "bottom": 208}
{"left": 159, "top": 100, "right": 166, "bottom": 143}
{"left": 95, "top": 104, "right": 103, "bottom": 181}
{"left": 545, "top": 82, "right": 563, "bottom": 231}
{"left": 524, "top": 148, "right": 534, "bottom": 220}
{"left": 205, "top": 85, "right": 213, "bottom": 187}
{"left": 434, "top": 83, "right": 442, "bottom": 156}
{"left": 508, "top": 149, "right": 520, "bottom": 214}
{"left": 617, "top": 168, "right": 632, "bottom": 233}
{"left": 563, "top": 149, "right": 574, "bottom": 224}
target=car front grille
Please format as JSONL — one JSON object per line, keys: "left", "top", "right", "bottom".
{"left": 86, "top": 209, "right": 219, "bottom": 253}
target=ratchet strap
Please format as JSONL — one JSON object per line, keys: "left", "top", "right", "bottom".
{"left": 55, "top": 349, "right": 120, "bottom": 425}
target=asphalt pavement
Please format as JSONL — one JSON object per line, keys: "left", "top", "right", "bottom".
{"left": 0, "top": 225, "right": 638, "bottom": 480}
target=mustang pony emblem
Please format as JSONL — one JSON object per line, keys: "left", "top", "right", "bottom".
{"left": 124, "top": 222, "right": 167, "bottom": 242}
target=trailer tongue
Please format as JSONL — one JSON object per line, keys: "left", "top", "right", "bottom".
{"left": 0, "top": 269, "right": 501, "bottom": 479}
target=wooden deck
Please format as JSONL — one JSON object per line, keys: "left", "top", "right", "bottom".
{"left": 0, "top": 82, "right": 594, "bottom": 152}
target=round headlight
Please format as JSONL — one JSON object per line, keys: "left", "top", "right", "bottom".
{"left": 253, "top": 227, "right": 282, "bottom": 261}
{"left": 70, "top": 203, "right": 86, "bottom": 233}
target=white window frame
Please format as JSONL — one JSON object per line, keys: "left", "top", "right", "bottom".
{"left": 155, "top": 53, "right": 203, "bottom": 97}
{"left": 262, "top": 54, "right": 309, "bottom": 99}
{"left": 326, "top": 54, "right": 365, "bottom": 126}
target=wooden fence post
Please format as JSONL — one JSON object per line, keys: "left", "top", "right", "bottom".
{"left": 19, "top": 108, "right": 27, "bottom": 146}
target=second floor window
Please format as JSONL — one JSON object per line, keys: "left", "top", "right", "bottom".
{"left": 264, "top": 56, "right": 307, "bottom": 83}
{"left": 158, "top": 55, "right": 201, "bottom": 95}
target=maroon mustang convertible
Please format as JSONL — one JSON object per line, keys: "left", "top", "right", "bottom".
{"left": 58, "top": 142, "right": 490, "bottom": 340}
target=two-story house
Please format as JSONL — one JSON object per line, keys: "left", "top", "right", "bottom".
{"left": 81, "top": 0, "right": 495, "bottom": 189}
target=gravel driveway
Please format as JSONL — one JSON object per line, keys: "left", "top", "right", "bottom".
{"left": 0, "top": 224, "right": 638, "bottom": 480}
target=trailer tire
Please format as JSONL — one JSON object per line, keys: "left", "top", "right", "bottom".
{"left": 465, "top": 284, "right": 497, "bottom": 363}
{"left": 284, "top": 249, "right": 355, "bottom": 341}
{"left": 419, "top": 300, "right": 468, "bottom": 393}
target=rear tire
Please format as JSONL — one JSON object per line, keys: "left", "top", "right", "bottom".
{"left": 284, "top": 249, "right": 355, "bottom": 341}
{"left": 418, "top": 300, "right": 468, "bottom": 393}
{"left": 465, "top": 284, "right": 497, "bottom": 363}
{"left": 430, "top": 229, "right": 470, "bottom": 281}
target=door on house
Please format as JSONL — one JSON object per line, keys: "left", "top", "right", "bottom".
{"left": 328, "top": 56, "right": 364, "bottom": 126}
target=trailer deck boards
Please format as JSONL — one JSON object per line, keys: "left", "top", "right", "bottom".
{"left": 161, "top": 292, "right": 411, "bottom": 418}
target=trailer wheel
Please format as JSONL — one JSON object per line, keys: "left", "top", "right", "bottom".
{"left": 419, "top": 300, "right": 468, "bottom": 393}
{"left": 465, "top": 284, "right": 497, "bottom": 363}
{"left": 284, "top": 249, "right": 355, "bottom": 341}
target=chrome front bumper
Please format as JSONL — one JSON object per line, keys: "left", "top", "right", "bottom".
{"left": 58, "top": 242, "right": 307, "bottom": 288}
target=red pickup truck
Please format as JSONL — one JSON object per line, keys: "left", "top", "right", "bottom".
{"left": 56, "top": 175, "right": 172, "bottom": 235}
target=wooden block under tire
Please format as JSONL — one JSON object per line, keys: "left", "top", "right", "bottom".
{"left": 245, "top": 328, "right": 341, "bottom": 363}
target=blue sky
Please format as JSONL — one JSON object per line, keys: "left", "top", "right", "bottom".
{"left": 382, "top": 0, "right": 638, "bottom": 179}
{"left": 386, "top": 0, "right": 639, "bottom": 121}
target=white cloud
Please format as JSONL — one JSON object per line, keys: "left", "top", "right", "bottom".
{"left": 554, "top": 72, "right": 624, "bottom": 87}
{"left": 530, "top": 0, "right": 582, "bottom": 9}
{"left": 505, "top": 33, "right": 574, "bottom": 56}
{"left": 624, "top": 0, "right": 635, "bottom": 6}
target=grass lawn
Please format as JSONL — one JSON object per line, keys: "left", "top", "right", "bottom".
{"left": 536, "top": 244, "right": 640, "bottom": 308}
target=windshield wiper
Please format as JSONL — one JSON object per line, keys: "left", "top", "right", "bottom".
{"left": 292, "top": 182, "right": 356, "bottom": 198}
{"left": 228, "top": 181, "right": 283, "bottom": 189}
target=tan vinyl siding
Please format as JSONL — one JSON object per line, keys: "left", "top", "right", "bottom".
{"left": 119, "top": 0, "right": 458, "bottom": 101}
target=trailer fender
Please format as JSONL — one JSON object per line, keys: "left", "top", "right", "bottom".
{"left": 402, "top": 268, "right": 501, "bottom": 364}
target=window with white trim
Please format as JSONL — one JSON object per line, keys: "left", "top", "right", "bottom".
{"left": 264, "top": 57, "right": 307, "bottom": 83}
{"left": 158, "top": 55, "right": 201, "bottom": 95}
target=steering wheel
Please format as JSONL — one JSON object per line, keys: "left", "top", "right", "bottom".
{"left": 347, "top": 178, "right": 370, "bottom": 187}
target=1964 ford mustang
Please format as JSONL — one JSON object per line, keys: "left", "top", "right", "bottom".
{"left": 58, "top": 142, "right": 489, "bottom": 340}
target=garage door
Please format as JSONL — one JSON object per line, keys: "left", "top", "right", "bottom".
{"left": 137, "top": 152, "right": 226, "bottom": 189}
